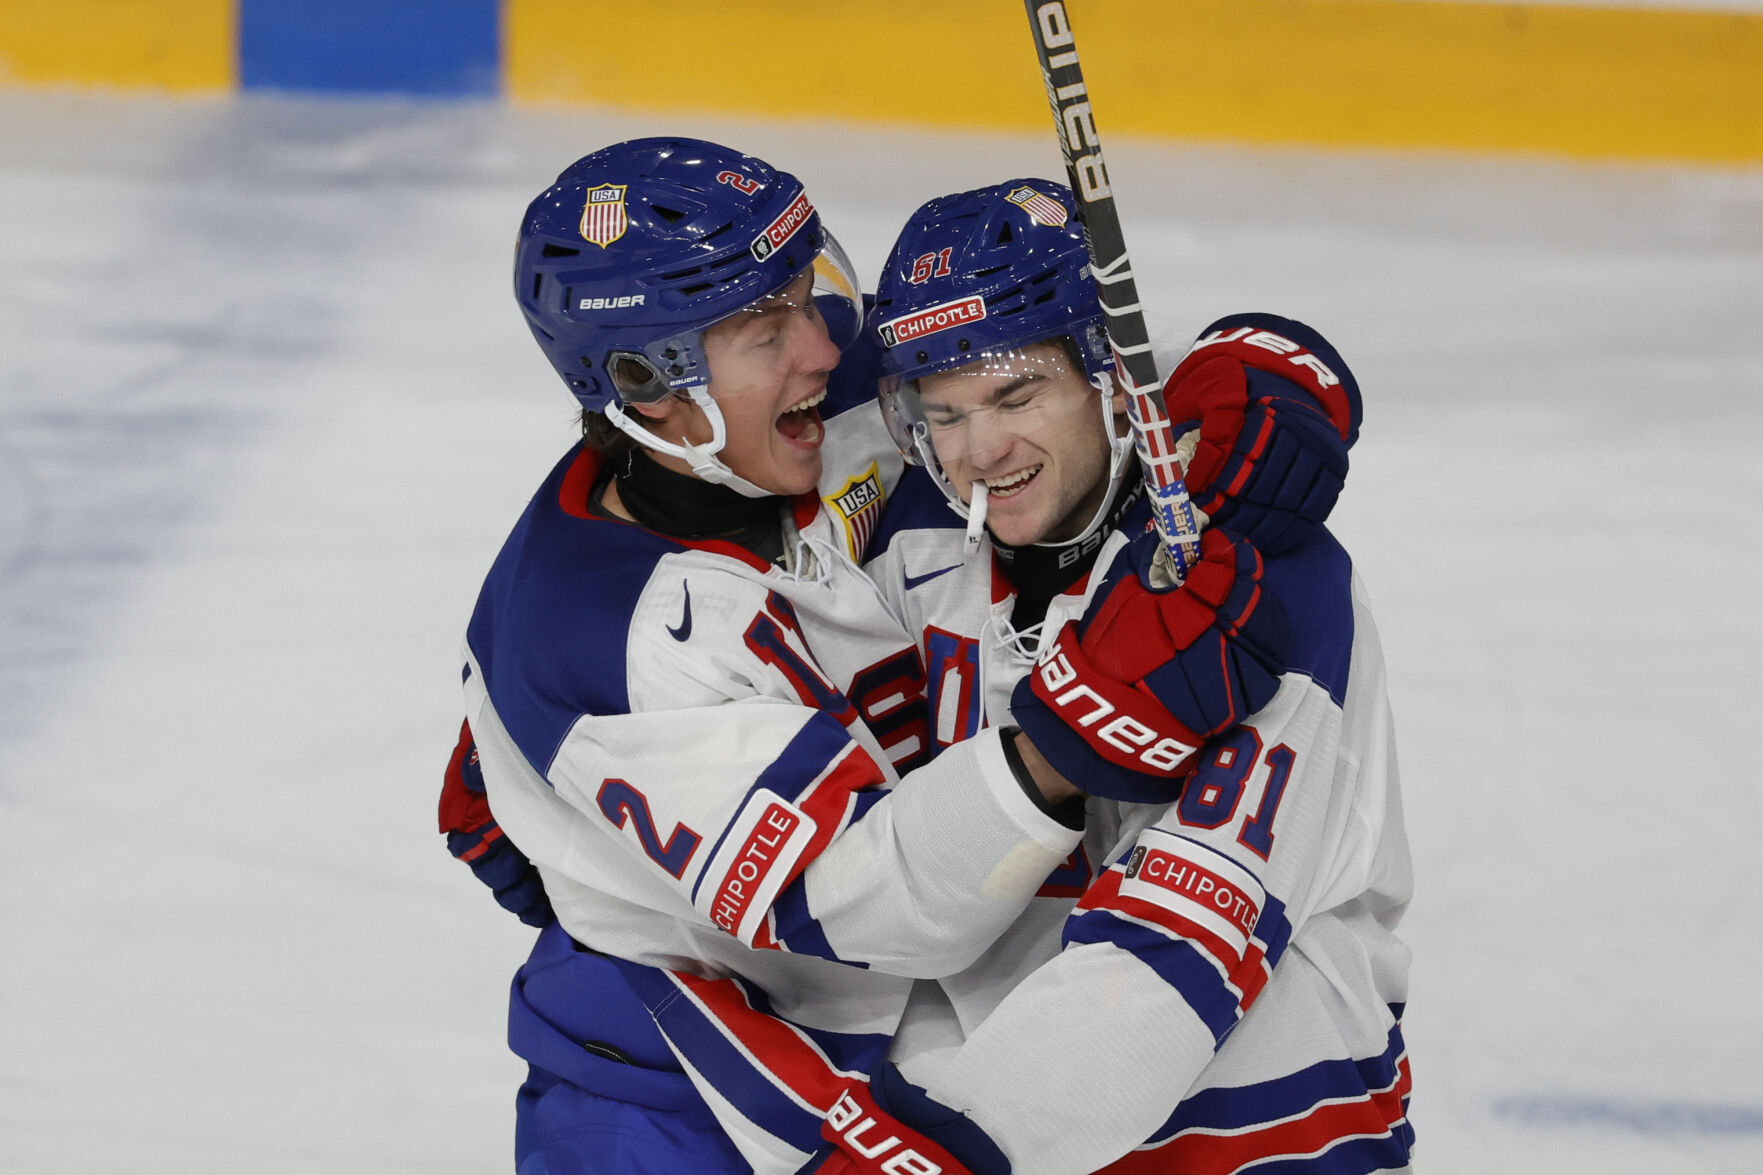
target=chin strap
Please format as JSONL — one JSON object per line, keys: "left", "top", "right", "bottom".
{"left": 605, "top": 388, "right": 774, "bottom": 499}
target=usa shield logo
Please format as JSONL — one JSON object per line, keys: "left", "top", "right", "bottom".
{"left": 826, "top": 462, "right": 885, "bottom": 561}
{"left": 579, "top": 184, "right": 629, "bottom": 247}
{"left": 1006, "top": 185, "right": 1069, "bottom": 228}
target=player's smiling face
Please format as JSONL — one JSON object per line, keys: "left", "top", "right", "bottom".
{"left": 916, "top": 340, "right": 1113, "bottom": 548}
{"left": 694, "top": 271, "right": 841, "bottom": 496}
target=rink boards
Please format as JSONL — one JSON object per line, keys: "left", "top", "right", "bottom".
{"left": 1, "top": 0, "right": 1759, "bottom": 163}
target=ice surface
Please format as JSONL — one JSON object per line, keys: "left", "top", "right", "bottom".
{"left": 1, "top": 90, "right": 1759, "bottom": 1173}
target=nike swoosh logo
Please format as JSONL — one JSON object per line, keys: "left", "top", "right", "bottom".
{"left": 902, "top": 564, "right": 961, "bottom": 590}
{"left": 667, "top": 580, "right": 693, "bottom": 641}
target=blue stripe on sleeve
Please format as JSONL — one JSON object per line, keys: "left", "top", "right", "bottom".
{"left": 751, "top": 710, "right": 864, "bottom": 803}
{"left": 1151, "top": 1014, "right": 1409, "bottom": 1138}
{"left": 688, "top": 711, "right": 868, "bottom": 906}
{"left": 1235, "top": 1131, "right": 1414, "bottom": 1175}
{"left": 737, "top": 981, "right": 892, "bottom": 1077}
{"left": 1063, "top": 913, "right": 1248, "bottom": 1041}
{"left": 622, "top": 972, "right": 846, "bottom": 1155}
{"left": 768, "top": 790, "right": 887, "bottom": 962}
{"left": 1253, "top": 890, "right": 1294, "bottom": 964}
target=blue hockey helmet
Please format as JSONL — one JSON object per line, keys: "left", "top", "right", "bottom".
{"left": 869, "top": 180, "right": 1131, "bottom": 551}
{"left": 514, "top": 137, "right": 861, "bottom": 490}
{"left": 871, "top": 180, "right": 1112, "bottom": 389}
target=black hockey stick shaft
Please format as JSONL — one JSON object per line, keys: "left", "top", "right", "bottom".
{"left": 1022, "top": 0, "right": 1202, "bottom": 578}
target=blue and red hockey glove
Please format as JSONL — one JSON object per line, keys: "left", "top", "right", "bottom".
{"left": 439, "top": 720, "right": 554, "bottom": 928}
{"left": 1010, "top": 527, "right": 1287, "bottom": 803}
{"left": 1166, "top": 313, "right": 1362, "bottom": 555}
{"left": 801, "top": 1064, "right": 1010, "bottom": 1175}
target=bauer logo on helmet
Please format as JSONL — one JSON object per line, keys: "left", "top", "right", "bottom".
{"left": 577, "top": 294, "right": 646, "bottom": 312}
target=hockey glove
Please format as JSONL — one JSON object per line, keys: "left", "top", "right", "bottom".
{"left": 803, "top": 1064, "right": 1010, "bottom": 1175}
{"left": 1010, "top": 527, "right": 1287, "bottom": 803}
{"left": 439, "top": 720, "right": 554, "bottom": 928}
{"left": 1168, "top": 313, "right": 1362, "bottom": 554}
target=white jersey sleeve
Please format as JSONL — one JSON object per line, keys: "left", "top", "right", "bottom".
{"left": 901, "top": 532, "right": 1415, "bottom": 1175}
{"left": 464, "top": 442, "right": 1081, "bottom": 983}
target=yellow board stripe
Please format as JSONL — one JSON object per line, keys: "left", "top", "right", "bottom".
{"left": 0, "top": 0, "right": 234, "bottom": 93}
{"left": 507, "top": 0, "right": 1763, "bottom": 163}
{"left": 1, "top": 1, "right": 1756, "bottom": 162}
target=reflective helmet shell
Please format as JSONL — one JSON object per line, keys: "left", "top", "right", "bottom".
{"left": 514, "top": 137, "right": 834, "bottom": 411}
{"left": 869, "top": 179, "right": 1113, "bottom": 389}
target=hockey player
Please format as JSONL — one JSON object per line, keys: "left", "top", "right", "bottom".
{"left": 806, "top": 181, "right": 1414, "bottom": 1174}
{"left": 452, "top": 142, "right": 1289, "bottom": 1174}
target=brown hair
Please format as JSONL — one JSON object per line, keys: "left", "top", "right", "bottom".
{"left": 581, "top": 409, "right": 640, "bottom": 462}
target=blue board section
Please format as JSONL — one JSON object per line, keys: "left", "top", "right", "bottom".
{"left": 240, "top": 0, "right": 499, "bottom": 97}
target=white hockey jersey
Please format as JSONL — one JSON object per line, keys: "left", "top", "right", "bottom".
{"left": 461, "top": 394, "right": 1085, "bottom": 1173}
{"left": 862, "top": 467, "right": 1416, "bottom": 1175}
{"left": 860, "top": 468, "right": 1153, "bottom": 1043}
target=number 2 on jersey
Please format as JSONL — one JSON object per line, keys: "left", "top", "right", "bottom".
{"left": 597, "top": 779, "right": 703, "bottom": 878}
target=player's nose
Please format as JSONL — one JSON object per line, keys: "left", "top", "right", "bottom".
{"left": 963, "top": 410, "right": 1020, "bottom": 470}
{"left": 789, "top": 312, "right": 841, "bottom": 377}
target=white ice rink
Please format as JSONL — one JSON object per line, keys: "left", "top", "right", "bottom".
{"left": 1, "top": 90, "right": 1760, "bottom": 1173}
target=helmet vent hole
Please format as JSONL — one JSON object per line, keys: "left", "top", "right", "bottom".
{"left": 1032, "top": 289, "right": 1059, "bottom": 306}
{"left": 679, "top": 281, "right": 714, "bottom": 296}
{"left": 995, "top": 222, "right": 1015, "bottom": 245}
{"left": 531, "top": 274, "right": 544, "bottom": 299}
{"left": 652, "top": 205, "right": 688, "bottom": 224}
{"left": 541, "top": 244, "right": 580, "bottom": 258}
{"left": 973, "top": 265, "right": 1008, "bottom": 278}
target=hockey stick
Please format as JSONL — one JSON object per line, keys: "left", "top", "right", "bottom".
{"left": 1021, "top": 0, "right": 1202, "bottom": 581}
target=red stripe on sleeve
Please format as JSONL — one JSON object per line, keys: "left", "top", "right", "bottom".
{"left": 1098, "top": 1057, "right": 1411, "bottom": 1175}
{"left": 671, "top": 972, "right": 852, "bottom": 1112}
{"left": 1078, "top": 869, "right": 1274, "bottom": 1008}
{"left": 778, "top": 740, "right": 885, "bottom": 889}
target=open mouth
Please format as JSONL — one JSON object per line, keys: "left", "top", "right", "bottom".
{"left": 776, "top": 388, "right": 826, "bottom": 445}
{"left": 983, "top": 465, "right": 1043, "bottom": 500}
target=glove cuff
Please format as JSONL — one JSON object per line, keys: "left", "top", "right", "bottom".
{"left": 1174, "top": 314, "right": 1360, "bottom": 444}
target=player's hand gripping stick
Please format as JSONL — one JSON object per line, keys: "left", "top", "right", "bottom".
{"left": 1011, "top": 527, "right": 1288, "bottom": 804}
